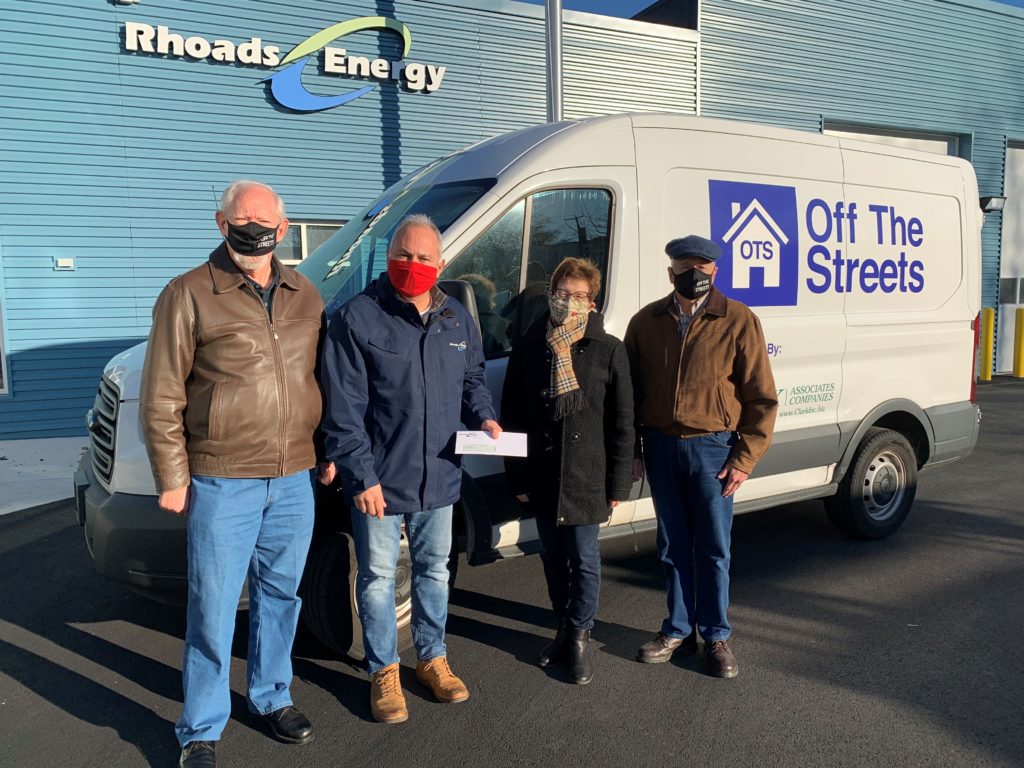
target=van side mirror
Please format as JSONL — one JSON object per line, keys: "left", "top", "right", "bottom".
{"left": 438, "top": 279, "right": 482, "bottom": 335}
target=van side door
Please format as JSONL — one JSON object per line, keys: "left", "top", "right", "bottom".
{"left": 443, "top": 167, "right": 639, "bottom": 563}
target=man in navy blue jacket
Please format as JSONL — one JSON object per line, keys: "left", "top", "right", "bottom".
{"left": 320, "top": 213, "right": 500, "bottom": 724}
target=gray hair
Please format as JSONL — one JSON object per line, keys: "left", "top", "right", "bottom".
{"left": 218, "top": 179, "right": 286, "bottom": 219}
{"left": 389, "top": 213, "right": 442, "bottom": 252}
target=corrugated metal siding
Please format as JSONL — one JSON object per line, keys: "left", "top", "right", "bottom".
{"left": 0, "top": 0, "right": 696, "bottom": 438}
{"left": 699, "top": 0, "right": 1024, "bottom": 321}
{"left": 0, "top": 2, "right": 139, "bottom": 435}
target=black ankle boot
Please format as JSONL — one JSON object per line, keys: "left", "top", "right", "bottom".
{"left": 568, "top": 628, "right": 594, "bottom": 685}
{"left": 537, "top": 618, "right": 571, "bottom": 668}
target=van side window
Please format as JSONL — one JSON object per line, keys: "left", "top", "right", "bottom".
{"left": 452, "top": 200, "right": 525, "bottom": 358}
{"left": 453, "top": 188, "right": 613, "bottom": 357}
{"left": 511, "top": 189, "right": 612, "bottom": 343}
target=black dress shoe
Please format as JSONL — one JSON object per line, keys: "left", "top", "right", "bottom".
{"left": 567, "top": 628, "right": 594, "bottom": 685}
{"left": 636, "top": 631, "right": 699, "bottom": 664}
{"left": 179, "top": 741, "right": 216, "bottom": 768}
{"left": 537, "top": 618, "right": 571, "bottom": 668}
{"left": 256, "top": 705, "right": 315, "bottom": 745}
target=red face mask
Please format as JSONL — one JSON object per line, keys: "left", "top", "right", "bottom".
{"left": 387, "top": 259, "right": 439, "bottom": 298}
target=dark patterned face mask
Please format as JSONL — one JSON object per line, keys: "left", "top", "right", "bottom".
{"left": 226, "top": 221, "right": 278, "bottom": 256}
{"left": 674, "top": 267, "right": 712, "bottom": 300}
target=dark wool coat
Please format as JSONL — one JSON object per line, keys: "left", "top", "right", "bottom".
{"left": 501, "top": 311, "right": 635, "bottom": 526}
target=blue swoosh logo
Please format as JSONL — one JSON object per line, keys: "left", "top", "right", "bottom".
{"left": 265, "top": 57, "right": 375, "bottom": 112}
{"left": 265, "top": 17, "right": 412, "bottom": 113}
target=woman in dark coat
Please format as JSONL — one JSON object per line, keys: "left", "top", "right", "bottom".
{"left": 501, "top": 257, "right": 635, "bottom": 685}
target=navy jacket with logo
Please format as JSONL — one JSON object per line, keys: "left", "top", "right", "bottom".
{"left": 320, "top": 273, "right": 495, "bottom": 513}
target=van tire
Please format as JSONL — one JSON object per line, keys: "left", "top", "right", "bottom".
{"left": 300, "top": 530, "right": 414, "bottom": 660}
{"left": 826, "top": 427, "right": 918, "bottom": 539}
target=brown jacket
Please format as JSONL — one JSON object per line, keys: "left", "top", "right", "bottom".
{"left": 140, "top": 244, "right": 325, "bottom": 492}
{"left": 624, "top": 287, "right": 778, "bottom": 474}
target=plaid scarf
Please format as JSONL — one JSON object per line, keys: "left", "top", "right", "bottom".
{"left": 545, "top": 312, "right": 589, "bottom": 420}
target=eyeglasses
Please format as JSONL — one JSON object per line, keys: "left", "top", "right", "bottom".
{"left": 551, "top": 289, "right": 592, "bottom": 301}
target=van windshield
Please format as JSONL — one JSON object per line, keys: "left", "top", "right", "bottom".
{"left": 298, "top": 168, "right": 495, "bottom": 315}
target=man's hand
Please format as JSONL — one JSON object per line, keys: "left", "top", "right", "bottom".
{"left": 354, "top": 483, "right": 387, "bottom": 519}
{"left": 318, "top": 461, "right": 337, "bottom": 486}
{"left": 608, "top": 500, "right": 619, "bottom": 508}
{"left": 158, "top": 485, "right": 190, "bottom": 516}
{"left": 481, "top": 419, "right": 502, "bottom": 439}
{"left": 716, "top": 465, "right": 749, "bottom": 498}
{"left": 515, "top": 493, "right": 530, "bottom": 503}
{"left": 632, "top": 458, "right": 645, "bottom": 482}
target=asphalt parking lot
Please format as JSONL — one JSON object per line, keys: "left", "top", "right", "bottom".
{"left": 1, "top": 378, "right": 1022, "bottom": 768}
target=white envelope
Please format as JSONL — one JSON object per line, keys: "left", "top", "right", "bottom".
{"left": 454, "top": 430, "right": 528, "bottom": 457}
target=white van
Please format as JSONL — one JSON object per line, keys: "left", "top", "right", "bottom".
{"left": 74, "top": 113, "right": 983, "bottom": 657}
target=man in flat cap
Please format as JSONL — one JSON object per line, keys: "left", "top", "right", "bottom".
{"left": 624, "top": 234, "right": 777, "bottom": 678}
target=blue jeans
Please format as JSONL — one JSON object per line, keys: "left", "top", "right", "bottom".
{"left": 175, "top": 471, "right": 315, "bottom": 747}
{"left": 350, "top": 505, "right": 452, "bottom": 674}
{"left": 643, "top": 429, "right": 736, "bottom": 643}
{"left": 534, "top": 513, "right": 601, "bottom": 631}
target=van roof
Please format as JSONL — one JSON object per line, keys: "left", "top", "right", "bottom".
{"left": 429, "top": 112, "right": 972, "bottom": 187}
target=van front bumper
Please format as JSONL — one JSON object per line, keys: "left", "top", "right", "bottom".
{"left": 74, "top": 453, "right": 187, "bottom": 598}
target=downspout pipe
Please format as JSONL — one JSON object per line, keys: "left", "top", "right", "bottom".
{"left": 545, "top": 0, "right": 563, "bottom": 122}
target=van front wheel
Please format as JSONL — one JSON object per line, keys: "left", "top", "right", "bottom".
{"left": 826, "top": 428, "right": 918, "bottom": 539}
{"left": 300, "top": 529, "right": 414, "bottom": 660}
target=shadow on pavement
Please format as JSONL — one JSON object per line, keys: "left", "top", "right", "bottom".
{"left": 0, "top": 501, "right": 263, "bottom": 765}
{"left": 443, "top": 402, "right": 1024, "bottom": 764}
{"left": 2, "top": 379, "right": 1021, "bottom": 765}
{"left": 0, "top": 638, "right": 172, "bottom": 766}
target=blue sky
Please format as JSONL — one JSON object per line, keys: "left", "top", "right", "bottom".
{"left": 516, "top": 0, "right": 1024, "bottom": 19}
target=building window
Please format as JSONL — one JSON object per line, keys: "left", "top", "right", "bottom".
{"left": 823, "top": 122, "right": 959, "bottom": 157}
{"left": 275, "top": 221, "right": 345, "bottom": 264}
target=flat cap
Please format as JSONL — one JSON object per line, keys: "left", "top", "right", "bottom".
{"left": 665, "top": 235, "right": 721, "bottom": 262}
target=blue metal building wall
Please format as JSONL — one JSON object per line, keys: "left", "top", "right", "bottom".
{"left": 698, "top": 0, "right": 1024, "bottom": 317}
{"left": 0, "top": 0, "right": 697, "bottom": 438}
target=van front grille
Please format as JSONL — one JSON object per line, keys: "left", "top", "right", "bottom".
{"left": 90, "top": 376, "right": 120, "bottom": 485}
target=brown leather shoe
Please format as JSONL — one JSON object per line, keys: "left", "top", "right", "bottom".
{"left": 370, "top": 663, "right": 408, "bottom": 723}
{"left": 416, "top": 656, "right": 469, "bottom": 703}
{"left": 705, "top": 639, "right": 739, "bottom": 679}
{"left": 636, "top": 631, "right": 699, "bottom": 664}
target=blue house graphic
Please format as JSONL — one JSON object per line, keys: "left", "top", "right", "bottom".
{"left": 708, "top": 179, "right": 800, "bottom": 307}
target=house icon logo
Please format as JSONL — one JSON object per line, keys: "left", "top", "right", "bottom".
{"left": 709, "top": 180, "right": 800, "bottom": 306}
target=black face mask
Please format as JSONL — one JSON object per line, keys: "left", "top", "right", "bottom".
{"left": 673, "top": 267, "right": 712, "bottom": 300}
{"left": 225, "top": 221, "right": 278, "bottom": 256}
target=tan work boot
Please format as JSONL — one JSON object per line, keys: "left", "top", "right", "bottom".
{"left": 370, "top": 663, "right": 408, "bottom": 723}
{"left": 416, "top": 656, "right": 470, "bottom": 703}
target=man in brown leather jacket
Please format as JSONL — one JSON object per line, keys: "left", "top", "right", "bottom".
{"left": 140, "top": 180, "right": 327, "bottom": 768}
{"left": 625, "top": 235, "right": 777, "bottom": 680}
